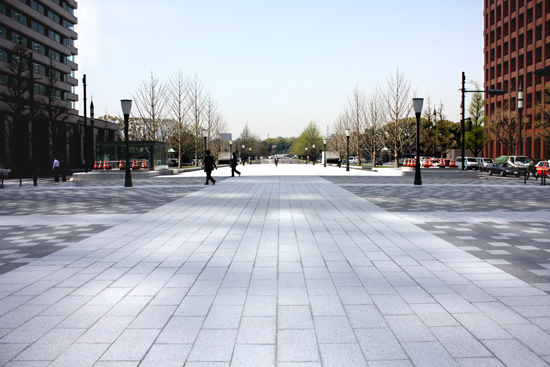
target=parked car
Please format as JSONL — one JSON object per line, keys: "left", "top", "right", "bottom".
{"left": 375, "top": 158, "right": 383, "bottom": 166}
{"left": 536, "top": 160, "right": 550, "bottom": 177}
{"left": 0, "top": 163, "right": 10, "bottom": 176}
{"left": 456, "top": 157, "right": 481, "bottom": 170}
{"left": 348, "top": 157, "right": 358, "bottom": 165}
{"left": 168, "top": 158, "right": 179, "bottom": 167}
{"left": 476, "top": 157, "right": 494, "bottom": 171}
{"left": 494, "top": 155, "right": 530, "bottom": 168}
{"left": 487, "top": 162, "right": 522, "bottom": 177}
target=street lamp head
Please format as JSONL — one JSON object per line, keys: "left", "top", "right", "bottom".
{"left": 121, "top": 99, "right": 132, "bottom": 115}
{"left": 229, "top": 140, "right": 233, "bottom": 145}
{"left": 202, "top": 129, "right": 208, "bottom": 138}
{"left": 249, "top": 147, "right": 251, "bottom": 151}
{"left": 518, "top": 84, "right": 524, "bottom": 110}
{"left": 312, "top": 144, "right": 315, "bottom": 149}
{"left": 242, "top": 144, "right": 245, "bottom": 149}
{"left": 305, "top": 147, "right": 308, "bottom": 151}
{"left": 413, "top": 98, "right": 424, "bottom": 114}
{"left": 323, "top": 138, "right": 327, "bottom": 144}
{"left": 345, "top": 128, "right": 350, "bottom": 137}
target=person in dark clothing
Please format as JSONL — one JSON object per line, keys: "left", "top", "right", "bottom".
{"left": 204, "top": 150, "right": 217, "bottom": 185}
{"left": 274, "top": 156, "right": 278, "bottom": 167}
{"left": 231, "top": 152, "right": 241, "bottom": 177}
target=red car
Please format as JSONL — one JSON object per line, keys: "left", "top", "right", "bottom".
{"left": 536, "top": 161, "right": 550, "bottom": 177}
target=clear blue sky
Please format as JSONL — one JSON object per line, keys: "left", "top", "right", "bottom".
{"left": 77, "top": 0, "right": 484, "bottom": 139}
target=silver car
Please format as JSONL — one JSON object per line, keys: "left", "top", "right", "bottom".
{"left": 476, "top": 157, "right": 494, "bottom": 171}
{"left": 0, "top": 164, "right": 11, "bottom": 176}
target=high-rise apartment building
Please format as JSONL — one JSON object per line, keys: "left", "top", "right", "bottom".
{"left": 0, "top": 0, "right": 78, "bottom": 172}
{"left": 484, "top": 0, "right": 550, "bottom": 159}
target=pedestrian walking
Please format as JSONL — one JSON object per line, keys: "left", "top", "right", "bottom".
{"left": 274, "top": 156, "right": 278, "bottom": 167}
{"left": 52, "top": 157, "right": 60, "bottom": 182}
{"left": 231, "top": 152, "right": 241, "bottom": 177}
{"left": 338, "top": 156, "right": 342, "bottom": 168}
{"left": 204, "top": 150, "right": 217, "bottom": 185}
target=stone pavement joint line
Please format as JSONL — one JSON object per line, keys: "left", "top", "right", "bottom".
{"left": 0, "top": 166, "right": 549, "bottom": 366}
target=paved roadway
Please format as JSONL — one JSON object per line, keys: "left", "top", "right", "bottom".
{"left": 0, "top": 164, "right": 549, "bottom": 366}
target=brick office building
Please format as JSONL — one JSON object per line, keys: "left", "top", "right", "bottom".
{"left": 483, "top": 0, "right": 550, "bottom": 159}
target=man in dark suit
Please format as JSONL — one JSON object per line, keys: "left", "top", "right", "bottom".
{"left": 204, "top": 150, "right": 217, "bottom": 185}
{"left": 231, "top": 152, "right": 241, "bottom": 177}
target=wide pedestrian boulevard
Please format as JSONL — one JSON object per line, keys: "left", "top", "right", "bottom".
{"left": 0, "top": 164, "right": 549, "bottom": 366}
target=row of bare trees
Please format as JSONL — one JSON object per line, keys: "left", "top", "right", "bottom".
{"left": 330, "top": 70, "right": 417, "bottom": 167}
{"left": 128, "top": 72, "right": 227, "bottom": 166}
{"left": 330, "top": 69, "right": 466, "bottom": 166}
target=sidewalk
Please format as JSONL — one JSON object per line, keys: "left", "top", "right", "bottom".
{"left": 0, "top": 164, "right": 549, "bottom": 366}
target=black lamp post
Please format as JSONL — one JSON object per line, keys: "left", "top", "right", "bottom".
{"left": 413, "top": 98, "right": 424, "bottom": 186}
{"left": 432, "top": 106, "right": 437, "bottom": 157}
{"left": 242, "top": 144, "right": 245, "bottom": 165}
{"left": 345, "top": 128, "right": 350, "bottom": 171}
{"left": 305, "top": 147, "right": 308, "bottom": 164}
{"left": 460, "top": 71, "right": 505, "bottom": 169}
{"left": 90, "top": 100, "right": 95, "bottom": 169}
{"left": 229, "top": 139, "right": 233, "bottom": 155}
{"left": 121, "top": 99, "right": 132, "bottom": 187}
{"left": 518, "top": 83, "right": 524, "bottom": 156}
{"left": 249, "top": 147, "right": 251, "bottom": 164}
{"left": 312, "top": 144, "right": 316, "bottom": 165}
{"left": 323, "top": 138, "right": 327, "bottom": 167}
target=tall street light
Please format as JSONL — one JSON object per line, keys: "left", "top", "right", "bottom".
{"left": 413, "top": 98, "right": 424, "bottom": 186}
{"left": 518, "top": 83, "right": 524, "bottom": 156}
{"left": 121, "top": 99, "right": 132, "bottom": 188}
{"left": 312, "top": 144, "right": 316, "bottom": 165}
{"left": 249, "top": 147, "right": 251, "bottom": 164}
{"left": 323, "top": 138, "right": 327, "bottom": 167}
{"left": 460, "top": 71, "right": 505, "bottom": 170}
{"left": 229, "top": 139, "right": 233, "bottom": 156}
{"left": 305, "top": 147, "right": 308, "bottom": 164}
{"left": 345, "top": 128, "right": 350, "bottom": 171}
{"left": 90, "top": 100, "right": 95, "bottom": 169}
{"left": 242, "top": 144, "right": 245, "bottom": 165}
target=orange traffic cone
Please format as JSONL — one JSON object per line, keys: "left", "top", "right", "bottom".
{"left": 119, "top": 160, "right": 125, "bottom": 169}
{"left": 132, "top": 160, "right": 140, "bottom": 170}
{"left": 449, "top": 159, "right": 456, "bottom": 168}
{"left": 104, "top": 161, "right": 112, "bottom": 170}
{"left": 93, "top": 161, "right": 99, "bottom": 170}
{"left": 142, "top": 160, "right": 148, "bottom": 169}
{"left": 98, "top": 161, "right": 103, "bottom": 170}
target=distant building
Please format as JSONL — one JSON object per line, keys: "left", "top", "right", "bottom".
{"left": 484, "top": 0, "right": 550, "bottom": 159}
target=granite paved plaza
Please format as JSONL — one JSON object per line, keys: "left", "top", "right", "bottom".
{"left": 1, "top": 164, "right": 550, "bottom": 366}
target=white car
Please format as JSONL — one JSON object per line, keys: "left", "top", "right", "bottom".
{"left": 348, "top": 157, "right": 358, "bottom": 165}
{"left": 0, "top": 164, "right": 10, "bottom": 176}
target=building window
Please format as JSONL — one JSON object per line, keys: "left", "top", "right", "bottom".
{"left": 536, "top": 24, "right": 542, "bottom": 41}
{"left": 527, "top": 7, "right": 533, "bottom": 23}
{"left": 519, "top": 33, "right": 524, "bottom": 49}
{"left": 48, "top": 49, "right": 61, "bottom": 62}
{"left": 536, "top": 47, "right": 542, "bottom": 63}
{"left": 62, "top": 3, "right": 74, "bottom": 15}
{"left": 504, "top": 0, "right": 509, "bottom": 17}
{"left": 0, "top": 4, "right": 5, "bottom": 15}
{"left": 512, "top": 37, "right": 516, "bottom": 52}
{"left": 0, "top": 74, "right": 7, "bottom": 85}
{"left": 31, "top": 20, "right": 45, "bottom": 35}
{"left": 511, "top": 0, "right": 517, "bottom": 12}
{"left": 504, "top": 41, "right": 509, "bottom": 56}
{"left": 11, "top": 10, "right": 27, "bottom": 25}
{"left": 527, "top": 50, "right": 533, "bottom": 66}
{"left": 527, "top": 29, "right": 533, "bottom": 45}
{"left": 48, "top": 11, "right": 60, "bottom": 24}
{"left": 33, "top": 62, "right": 46, "bottom": 75}
{"left": 0, "top": 49, "right": 7, "bottom": 62}
{"left": 527, "top": 72, "right": 533, "bottom": 87}
{"left": 31, "top": 41, "right": 45, "bottom": 55}
{"left": 30, "top": 0, "right": 45, "bottom": 14}
{"left": 512, "top": 18, "right": 517, "bottom": 32}
{"left": 11, "top": 32, "right": 28, "bottom": 47}
{"left": 504, "top": 61, "right": 509, "bottom": 75}
{"left": 519, "top": 13, "right": 524, "bottom": 28}
{"left": 504, "top": 22, "right": 509, "bottom": 37}
{"left": 62, "top": 20, "right": 74, "bottom": 30}
{"left": 0, "top": 26, "right": 6, "bottom": 39}
{"left": 497, "top": 27, "right": 502, "bottom": 40}
{"left": 48, "top": 30, "right": 61, "bottom": 43}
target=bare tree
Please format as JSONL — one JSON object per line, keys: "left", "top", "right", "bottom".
{"left": 365, "top": 89, "right": 386, "bottom": 166}
{"left": 381, "top": 69, "right": 414, "bottom": 167}
{"left": 187, "top": 74, "right": 207, "bottom": 165}
{"left": 330, "top": 113, "right": 348, "bottom": 160}
{"left": 168, "top": 70, "right": 190, "bottom": 167}
{"left": 486, "top": 102, "right": 520, "bottom": 155}
{"left": 1, "top": 41, "right": 32, "bottom": 172}
{"left": 133, "top": 71, "right": 168, "bottom": 141}
{"left": 345, "top": 86, "right": 367, "bottom": 163}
